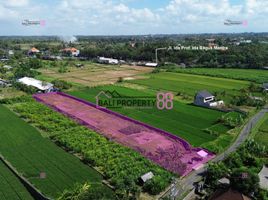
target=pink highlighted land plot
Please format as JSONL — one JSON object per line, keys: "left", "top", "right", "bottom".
{"left": 33, "top": 92, "right": 215, "bottom": 176}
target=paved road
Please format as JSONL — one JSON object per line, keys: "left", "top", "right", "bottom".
{"left": 162, "top": 106, "right": 268, "bottom": 200}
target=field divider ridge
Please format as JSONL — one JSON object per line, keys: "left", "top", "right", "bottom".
{"left": 0, "top": 154, "right": 51, "bottom": 200}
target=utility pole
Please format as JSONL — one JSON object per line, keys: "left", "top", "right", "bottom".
{"left": 155, "top": 47, "right": 167, "bottom": 64}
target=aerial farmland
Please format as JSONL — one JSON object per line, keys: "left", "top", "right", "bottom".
{"left": 1, "top": 6, "right": 268, "bottom": 199}
{"left": 0, "top": 104, "right": 114, "bottom": 199}
{"left": 1, "top": 55, "right": 268, "bottom": 199}
{"left": 1, "top": 54, "right": 268, "bottom": 199}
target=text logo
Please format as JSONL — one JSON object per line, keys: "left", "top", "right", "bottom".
{"left": 157, "top": 92, "right": 173, "bottom": 110}
{"left": 224, "top": 19, "right": 248, "bottom": 26}
{"left": 22, "top": 19, "right": 46, "bottom": 26}
{"left": 95, "top": 90, "right": 173, "bottom": 110}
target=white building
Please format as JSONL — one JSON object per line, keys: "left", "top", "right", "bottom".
{"left": 240, "top": 40, "right": 252, "bottom": 44}
{"left": 145, "top": 62, "right": 158, "bottom": 67}
{"left": 8, "top": 50, "right": 14, "bottom": 56}
{"left": 194, "top": 90, "right": 224, "bottom": 108}
{"left": 98, "top": 57, "right": 119, "bottom": 65}
{"left": 18, "top": 77, "right": 54, "bottom": 93}
{"left": 258, "top": 165, "right": 268, "bottom": 190}
{"left": 140, "top": 172, "right": 154, "bottom": 183}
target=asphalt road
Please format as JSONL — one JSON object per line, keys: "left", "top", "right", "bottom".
{"left": 163, "top": 106, "right": 268, "bottom": 200}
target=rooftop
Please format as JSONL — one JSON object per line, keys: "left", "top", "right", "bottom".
{"left": 140, "top": 172, "right": 154, "bottom": 183}
{"left": 218, "top": 177, "right": 230, "bottom": 185}
{"left": 18, "top": 77, "right": 53, "bottom": 91}
{"left": 29, "top": 47, "right": 40, "bottom": 53}
{"left": 145, "top": 63, "right": 158, "bottom": 67}
{"left": 196, "top": 90, "right": 214, "bottom": 98}
{"left": 258, "top": 165, "right": 268, "bottom": 190}
{"left": 210, "top": 189, "right": 251, "bottom": 200}
{"left": 262, "top": 83, "right": 268, "bottom": 89}
{"left": 62, "top": 47, "right": 78, "bottom": 52}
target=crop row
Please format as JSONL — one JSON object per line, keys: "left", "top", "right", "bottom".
{"left": 172, "top": 68, "right": 268, "bottom": 84}
{"left": 10, "top": 100, "right": 173, "bottom": 196}
{"left": 0, "top": 160, "right": 33, "bottom": 200}
{"left": 131, "top": 72, "right": 249, "bottom": 98}
{"left": 0, "top": 104, "right": 109, "bottom": 199}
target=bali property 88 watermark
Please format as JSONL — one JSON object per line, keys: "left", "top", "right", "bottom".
{"left": 22, "top": 19, "right": 46, "bottom": 26}
{"left": 224, "top": 19, "right": 248, "bottom": 26}
{"left": 95, "top": 90, "right": 173, "bottom": 110}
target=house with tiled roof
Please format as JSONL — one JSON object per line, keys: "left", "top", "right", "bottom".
{"left": 28, "top": 47, "right": 40, "bottom": 57}
{"left": 61, "top": 47, "right": 80, "bottom": 57}
{"left": 210, "top": 189, "right": 251, "bottom": 200}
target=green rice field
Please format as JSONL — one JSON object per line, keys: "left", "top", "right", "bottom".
{"left": 0, "top": 160, "right": 33, "bottom": 200}
{"left": 69, "top": 85, "right": 239, "bottom": 152}
{"left": 130, "top": 72, "right": 249, "bottom": 98}
{"left": 0, "top": 105, "right": 113, "bottom": 199}
{"left": 172, "top": 68, "right": 268, "bottom": 84}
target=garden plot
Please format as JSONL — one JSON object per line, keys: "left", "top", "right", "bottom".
{"left": 39, "top": 64, "right": 152, "bottom": 87}
{"left": 34, "top": 92, "right": 215, "bottom": 176}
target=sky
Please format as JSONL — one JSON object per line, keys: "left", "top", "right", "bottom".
{"left": 0, "top": 0, "right": 267, "bottom": 35}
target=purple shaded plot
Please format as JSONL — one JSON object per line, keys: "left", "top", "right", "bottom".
{"left": 33, "top": 92, "right": 215, "bottom": 176}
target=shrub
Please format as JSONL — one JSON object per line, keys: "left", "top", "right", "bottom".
{"left": 52, "top": 79, "right": 72, "bottom": 90}
{"left": 58, "top": 183, "right": 114, "bottom": 200}
{"left": 117, "top": 77, "right": 124, "bottom": 83}
{"left": 13, "top": 82, "right": 38, "bottom": 94}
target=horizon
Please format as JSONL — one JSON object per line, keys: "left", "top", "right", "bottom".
{"left": 0, "top": 32, "right": 267, "bottom": 37}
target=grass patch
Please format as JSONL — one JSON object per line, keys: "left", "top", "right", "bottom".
{"left": 129, "top": 72, "right": 250, "bottom": 103}
{"left": 254, "top": 113, "right": 268, "bottom": 148}
{"left": 172, "top": 68, "right": 268, "bottom": 84}
{"left": 69, "top": 85, "right": 235, "bottom": 151}
{"left": 0, "top": 88, "right": 25, "bottom": 100}
{"left": 206, "top": 124, "right": 231, "bottom": 136}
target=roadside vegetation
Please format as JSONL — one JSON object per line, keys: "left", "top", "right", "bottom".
{"left": 253, "top": 113, "right": 268, "bottom": 148}
{"left": 204, "top": 140, "right": 268, "bottom": 200}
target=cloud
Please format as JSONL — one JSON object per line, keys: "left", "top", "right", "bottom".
{"left": 114, "top": 3, "right": 130, "bottom": 13}
{"left": 245, "top": 0, "right": 268, "bottom": 15}
{"left": 0, "top": 0, "right": 267, "bottom": 35}
{"left": 165, "top": 0, "right": 243, "bottom": 21}
{"left": 2, "top": 0, "right": 29, "bottom": 7}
